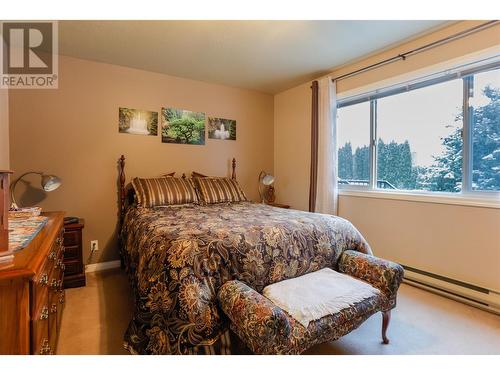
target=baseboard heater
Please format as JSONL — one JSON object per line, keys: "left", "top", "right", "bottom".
{"left": 402, "top": 265, "right": 500, "bottom": 315}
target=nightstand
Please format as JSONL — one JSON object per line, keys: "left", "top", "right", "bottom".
{"left": 267, "top": 202, "right": 291, "bottom": 209}
{"left": 63, "top": 219, "right": 85, "bottom": 288}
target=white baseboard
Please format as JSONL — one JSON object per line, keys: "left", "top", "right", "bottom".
{"left": 403, "top": 269, "right": 500, "bottom": 315}
{"left": 85, "top": 260, "right": 121, "bottom": 273}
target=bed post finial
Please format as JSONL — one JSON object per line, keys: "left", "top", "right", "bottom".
{"left": 119, "top": 155, "right": 126, "bottom": 218}
{"left": 231, "top": 158, "right": 236, "bottom": 180}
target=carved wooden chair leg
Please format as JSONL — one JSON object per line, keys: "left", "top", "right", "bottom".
{"left": 381, "top": 310, "right": 391, "bottom": 344}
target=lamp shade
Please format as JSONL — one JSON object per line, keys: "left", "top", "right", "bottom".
{"left": 41, "top": 174, "right": 61, "bottom": 192}
{"left": 261, "top": 174, "right": 275, "bottom": 186}
{"left": 10, "top": 171, "right": 62, "bottom": 209}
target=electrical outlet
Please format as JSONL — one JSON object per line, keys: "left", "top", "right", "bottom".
{"left": 90, "top": 240, "right": 99, "bottom": 252}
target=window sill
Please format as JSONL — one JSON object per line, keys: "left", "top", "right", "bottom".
{"left": 338, "top": 189, "right": 500, "bottom": 209}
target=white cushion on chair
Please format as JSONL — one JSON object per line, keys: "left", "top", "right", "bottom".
{"left": 263, "top": 268, "right": 380, "bottom": 327}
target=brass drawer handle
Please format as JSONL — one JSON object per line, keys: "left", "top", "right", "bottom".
{"left": 39, "top": 273, "right": 48, "bottom": 286}
{"left": 56, "top": 237, "right": 62, "bottom": 245}
{"left": 50, "top": 303, "right": 57, "bottom": 313}
{"left": 48, "top": 250, "right": 56, "bottom": 261}
{"left": 50, "top": 279, "right": 58, "bottom": 289}
{"left": 39, "top": 339, "right": 52, "bottom": 355}
{"left": 39, "top": 306, "right": 49, "bottom": 320}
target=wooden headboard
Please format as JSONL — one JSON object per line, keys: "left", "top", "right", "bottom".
{"left": 117, "top": 154, "right": 237, "bottom": 242}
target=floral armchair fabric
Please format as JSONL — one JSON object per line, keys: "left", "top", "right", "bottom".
{"left": 338, "top": 250, "right": 404, "bottom": 311}
{"left": 219, "top": 252, "right": 404, "bottom": 354}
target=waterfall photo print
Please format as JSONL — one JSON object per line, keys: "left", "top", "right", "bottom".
{"left": 208, "top": 117, "right": 236, "bottom": 140}
{"left": 118, "top": 108, "right": 158, "bottom": 136}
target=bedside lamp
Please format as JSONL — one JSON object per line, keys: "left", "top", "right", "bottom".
{"left": 10, "top": 172, "right": 62, "bottom": 210}
{"left": 258, "top": 171, "right": 275, "bottom": 204}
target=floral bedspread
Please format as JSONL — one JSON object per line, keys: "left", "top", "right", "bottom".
{"left": 122, "top": 202, "right": 372, "bottom": 354}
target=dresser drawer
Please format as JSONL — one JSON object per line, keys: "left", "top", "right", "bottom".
{"left": 53, "top": 257, "right": 66, "bottom": 275}
{"left": 34, "top": 338, "right": 52, "bottom": 355}
{"left": 44, "top": 240, "right": 62, "bottom": 281}
{"left": 64, "top": 245, "right": 80, "bottom": 261}
{"left": 57, "top": 290, "right": 65, "bottom": 331}
{"left": 49, "top": 291, "right": 58, "bottom": 351}
{"left": 63, "top": 230, "right": 80, "bottom": 247}
{"left": 64, "top": 259, "right": 82, "bottom": 275}
{"left": 32, "top": 266, "right": 50, "bottom": 318}
{"left": 48, "top": 272, "right": 63, "bottom": 294}
{"left": 33, "top": 244, "right": 63, "bottom": 317}
{"left": 32, "top": 302, "right": 50, "bottom": 355}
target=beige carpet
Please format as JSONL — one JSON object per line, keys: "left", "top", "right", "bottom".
{"left": 57, "top": 268, "right": 500, "bottom": 355}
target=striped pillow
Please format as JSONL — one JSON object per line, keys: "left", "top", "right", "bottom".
{"left": 195, "top": 177, "right": 247, "bottom": 204}
{"left": 132, "top": 177, "right": 199, "bottom": 207}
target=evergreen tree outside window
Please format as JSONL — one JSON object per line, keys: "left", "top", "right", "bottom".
{"left": 376, "top": 79, "right": 463, "bottom": 192}
{"left": 470, "top": 69, "right": 500, "bottom": 191}
{"left": 336, "top": 62, "right": 499, "bottom": 195}
{"left": 337, "top": 102, "right": 370, "bottom": 185}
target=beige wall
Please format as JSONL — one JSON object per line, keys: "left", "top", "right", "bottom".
{"left": 0, "top": 88, "right": 8, "bottom": 170}
{"left": 274, "top": 21, "right": 500, "bottom": 290}
{"left": 339, "top": 196, "right": 500, "bottom": 290}
{"left": 9, "top": 55, "right": 274, "bottom": 263}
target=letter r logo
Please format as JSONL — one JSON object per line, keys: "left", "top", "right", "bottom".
{"left": 2, "top": 22, "right": 53, "bottom": 74}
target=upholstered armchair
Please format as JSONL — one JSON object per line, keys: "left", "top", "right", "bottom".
{"left": 218, "top": 250, "right": 404, "bottom": 354}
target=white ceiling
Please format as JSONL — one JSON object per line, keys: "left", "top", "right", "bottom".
{"left": 58, "top": 20, "right": 450, "bottom": 94}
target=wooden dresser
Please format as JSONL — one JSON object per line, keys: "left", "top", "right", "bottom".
{"left": 63, "top": 219, "right": 85, "bottom": 288}
{"left": 0, "top": 212, "right": 65, "bottom": 354}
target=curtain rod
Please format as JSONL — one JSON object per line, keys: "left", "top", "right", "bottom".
{"left": 331, "top": 20, "right": 500, "bottom": 82}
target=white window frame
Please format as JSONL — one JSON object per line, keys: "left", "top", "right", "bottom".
{"left": 337, "top": 59, "right": 500, "bottom": 208}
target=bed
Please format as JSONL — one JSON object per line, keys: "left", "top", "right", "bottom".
{"left": 118, "top": 156, "right": 373, "bottom": 354}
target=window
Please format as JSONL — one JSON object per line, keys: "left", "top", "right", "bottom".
{"left": 470, "top": 69, "right": 500, "bottom": 191}
{"left": 376, "top": 79, "right": 463, "bottom": 192}
{"left": 337, "top": 102, "right": 370, "bottom": 187}
{"left": 337, "top": 61, "right": 500, "bottom": 196}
